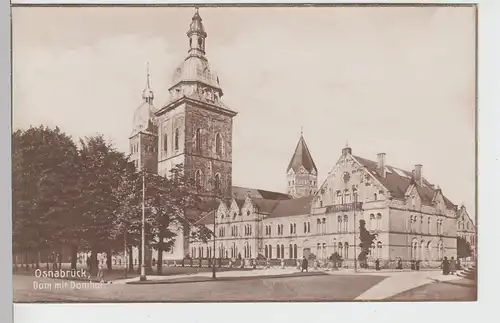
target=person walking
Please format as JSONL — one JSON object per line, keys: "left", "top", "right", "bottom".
{"left": 301, "top": 256, "right": 308, "bottom": 273}
{"left": 442, "top": 256, "right": 450, "bottom": 275}
{"left": 97, "top": 255, "right": 104, "bottom": 282}
{"left": 450, "top": 256, "right": 457, "bottom": 275}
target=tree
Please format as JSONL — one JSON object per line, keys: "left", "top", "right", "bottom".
{"left": 76, "top": 135, "right": 130, "bottom": 274}
{"left": 12, "top": 126, "right": 79, "bottom": 268}
{"left": 457, "top": 236, "right": 472, "bottom": 259}
{"left": 329, "top": 252, "right": 343, "bottom": 268}
{"left": 358, "top": 219, "right": 377, "bottom": 267}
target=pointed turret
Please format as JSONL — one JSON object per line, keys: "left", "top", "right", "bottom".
{"left": 287, "top": 133, "right": 318, "bottom": 174}
{"left": 286, "top": 131, "right": 318, "bottom": 198}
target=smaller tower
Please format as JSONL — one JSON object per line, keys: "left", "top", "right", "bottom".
{"left": 129, "top": 63, "right": 158, "bottom": 173}
{"left": 286, "top": 131, "right": 318, "bottom": 198}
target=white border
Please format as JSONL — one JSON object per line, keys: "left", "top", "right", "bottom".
{"left": 4, "top": 1, "right": 500, "bottom": 323}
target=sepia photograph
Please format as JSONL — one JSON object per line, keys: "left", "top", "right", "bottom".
{"left": 11, "top": 3, "right": 477, "bottom": 303}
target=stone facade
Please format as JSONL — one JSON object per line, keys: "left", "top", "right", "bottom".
{"left": 123, "top": 9, "right": 475, "bottom": 268}
{"left": 189, "top": 146, "right": 470, "bottom": 269}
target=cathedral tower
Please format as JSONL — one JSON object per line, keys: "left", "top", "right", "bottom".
{"left": 129, "top": 64, "right": 158, "bottom": 173}
{"left": 286, "top": 132, "right": 318, "bottom": 198}
{"left": 155, "top": 8, "right": 237, "bottom": 200}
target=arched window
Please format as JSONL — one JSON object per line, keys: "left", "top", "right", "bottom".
{"left": 289, "top": 245, "right": 293, "bottom": 259}
{"left": 374, "top": 193, "right": 378, "bottom": 201}
{"left": 215, "top": 133, "right": 222, "bottom": 154}
{"left": 269, "top": 245, "right": 273, "bottom": 259}
{"left": 214, "top": 173, "right": 221, "bottom": 193}
{"left": 290, "top": 224, "right": 293, "bottom": 234}
{"left": 317, "top": 218, "right": 321, "bottom": 233}
{"left": 336, "top": 191, "right": 342, "bottom": 204}
{"left": 376, "top": 213, "right": 382, "bottom": 231}
{"left": 344, "top": 242, "right": 349, "bottom": 259}
{"left": 321, "top": 218, "right": 326, "bottom": 234}
{"left": 265, "top": 245, "right": 268, "bottom": 258}
{"left": 294, "top": 244, "right": 298, "bottom": 259}
{"left": 369, "top": 214, "right": 375, "bottom": 231}
{"left": 371, "top": 242, "right": 376, "bottom": 258}
{"left": 322, "top": 243, "right": 327, "bottom": 259}
{"left": 411, "top": 238, "right": 418, "bottom": 260}
{"left": 337, "top": 216, "right": 342, "bottom": 232}
{"left": 277, "top": 245, "right": 280, "bottom": 258}
{"left": 307, "top": 222, "right": 311, "bottom": 233}
{"left": 426, "top": 241, "right": 432, "bottom": 261}
{"left": 304, "top": 222, "right": 307, "bottom": 233}
{"left": 174, "top": 128, "right": 180, "bottom": 151}
{"left": 343, "top": 215, "right": 348, "bottom": 232}
{"left": 163, "top": 134, "right": 168, "bottom": 153}
{"left": 281, "top": 245, "right": 285, "bottom": 259}
{"left": 419, "top": 240, "right": 425, "bottom": 261}
{"left": 317, "top": 243, "right": 321, "bottom": 259}
{"left": 344, "top": 189, "right": 350, "bottom": 204}
{"left": 377, "top": 241, "right": 382, "bottom": 259}
{"left": 338, "top": 242, "right": 343, "bottom": 258}
{"left": 195, "top": 170, "right": 202, "bottom": 190}
{"left": 195, "top": 128, "right": 202, "bottom": 152}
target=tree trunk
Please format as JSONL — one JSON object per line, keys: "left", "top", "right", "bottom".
{"left": 70, "top": 244, "right": 78, "bottom": 270}
{"left": 90, "top": 249, "right": 98, "bottom": 276}
{"left": 58, "top": 247, "right": 62, "bottom": 270}
{"left": 106, "top": 248, "right": 112, "bottom": 270}
{"left": 128, "top": 246, "right": 133, "bottom": 272}
{"left": 138, "top": 247, "right": 142, "bottom": 274}
{"left": 24, "top": 251, "right": 29, "bottom": 270}
{"left": 157, "top": 232, "right": 164, "bottom": 275}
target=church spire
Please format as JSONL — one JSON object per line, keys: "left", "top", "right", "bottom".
{"left": 286, "top": 133, "right": 318, "bottom": 198}
{"left": 287, "top": 134, "right": 317, "bottom": 174}
{"left": 142, "top": 62, "right": 154, "bottom": 104}
{"left": 187, "top": 7, "right": 207, "bottom": 56}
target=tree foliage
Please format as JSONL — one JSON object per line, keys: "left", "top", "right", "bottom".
{"left": 457, "top": 236, "right": 472, "bottom": 259}
{"left": 13, "top": 125, "right": 215, "bottom": 273}
{"left": 358, "top": 219, "right": 377, "bottom": 263}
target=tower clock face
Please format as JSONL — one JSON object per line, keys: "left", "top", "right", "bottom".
{"left": 343, "top": 172, "right": 350, "bottom": 183}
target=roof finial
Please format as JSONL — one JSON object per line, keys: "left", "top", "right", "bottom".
{"left": 345, "top": 140, "right": 349, "bottom": 147}
{"left": 195, "top": 6, "right": 199, "bottom": 14}
{"left": 300, "top": 126, "right": 303, "bottom": 137}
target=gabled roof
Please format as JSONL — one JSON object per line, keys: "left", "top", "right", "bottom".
{"left": 352, "top": 155, "right": 456, "bottom": 210}
{"left": 286, "top": 135, "right": 317, "bottom": 174}
{"left": 232, "top": 185, "right": 292, "bottom": 200}
{"left": 267, "top": 196, "right": 314, "bottom": 219}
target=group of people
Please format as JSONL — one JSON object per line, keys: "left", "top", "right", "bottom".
{"left": 441, "top": 256, "right": 459, "bottom": 275}
{"left": 86, "top": 253, "right": 105, "bottom": 281}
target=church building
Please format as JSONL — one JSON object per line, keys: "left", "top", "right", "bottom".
{"left": 128, "top": 8, "right": 471, "bottom": 268}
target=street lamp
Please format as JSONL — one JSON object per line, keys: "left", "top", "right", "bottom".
{"left": 211, "top": 176, "right": 219, "bottom": 279}
{"left": 353, "top": 191, "right": 358, "bottom": 273}
{"left": 139, "top": 169, "right": 147, "bottom": 281}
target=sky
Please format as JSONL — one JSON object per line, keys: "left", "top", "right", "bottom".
{"left": 12, "top": 5, "right": 476, "bottom": 216}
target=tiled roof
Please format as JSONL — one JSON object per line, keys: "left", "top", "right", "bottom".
{"left": 352, "top": 155, "right": 456, "bottom": 210}
{"left": 231, "top": 186, "right": 292, "bottom": 200}
{"left": 267, "top": 196, "right": 314, "bottom": 219}
{"left": 286, "top": 135, "right": 318, "bottom": 174}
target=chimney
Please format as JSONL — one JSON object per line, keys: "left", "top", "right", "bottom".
{"left": 414, "top": 164, "right": 423, "bottom": 186}
{"left": 377, "top": 153, "right": 386, "bottom": 177}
